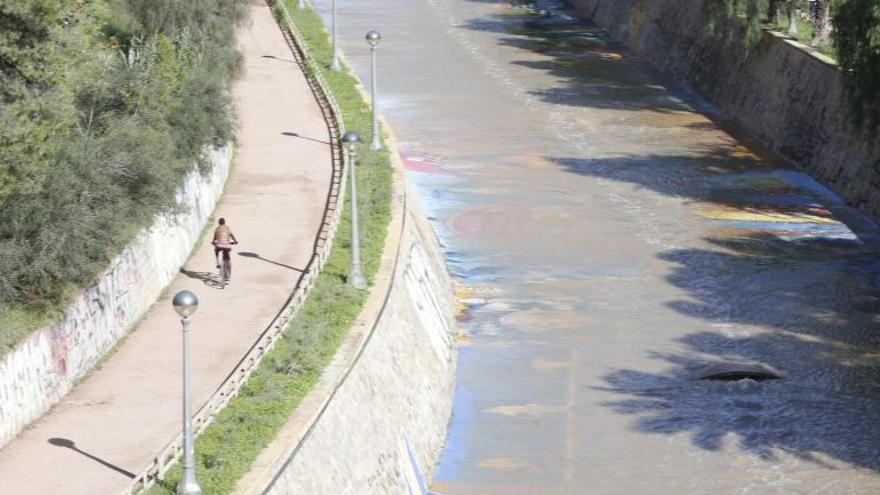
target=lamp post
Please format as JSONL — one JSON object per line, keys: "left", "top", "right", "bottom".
{"left": 172, "top": 290, "right": 201, "bottom": 495}
{"left": 330, "top": 0, "right": 340, "bottom": 70}
{"left": 366, "top": 30, "right": 382, "bottom": 151}
{"left": 342, "top": 132, "right": 367, "bottom": 289}
{"left": 788, "top": 0, "right": 798, "bottom": 35}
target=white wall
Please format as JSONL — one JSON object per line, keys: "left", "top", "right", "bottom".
{"left": 0, "top": 146, "right": 232, "bottom": 448}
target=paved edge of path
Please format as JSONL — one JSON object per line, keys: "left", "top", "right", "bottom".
{"left": 126, "top": 4, "right": 349, "bottom": 492}
{"left": 236, "top": 4, "right": 454, "bottom": 492}
{"left": 0, "top": 4, "right": 339, "bottom": 495}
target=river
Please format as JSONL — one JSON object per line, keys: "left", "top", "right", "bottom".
{"left": 311, "top": 0, "right": 880, "bottom": 493}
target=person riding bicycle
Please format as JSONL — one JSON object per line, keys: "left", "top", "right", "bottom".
{"left": 212, "top": 218, "right": 239, "bottom": 278}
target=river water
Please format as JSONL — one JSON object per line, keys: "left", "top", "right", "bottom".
{"left": 311, "top": 0, "right": 880, "bottom": 493}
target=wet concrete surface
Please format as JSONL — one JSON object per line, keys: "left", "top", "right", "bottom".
{"left": 312, "top": 0, "right": 880, "bottom": 493}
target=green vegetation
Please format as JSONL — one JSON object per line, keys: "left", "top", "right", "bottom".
{"left": 703, "top": 0, "right": 880, "bottom": 134}
{"left": 142, "top": 2, "right": 393, "bottom": 493}
{"left": 702, "top": 0, "right": 830, "bottom": 51}
{"left": 0, "top": 0, "right": 246, "bottom": 352}
{"left": 772, "top": 16, "right": 823, "bottom": 50}
{"left": 833, "top": 0, "right": 880, "bottom": 134}
{"left": 703, "top": 0, "right": 771, "bottom": 48}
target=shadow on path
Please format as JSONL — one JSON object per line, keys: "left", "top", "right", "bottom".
{"left": 48, "top": 438, "right": 135, "bottom": 479}
{"left": 261, "top": 54, "right": 297, "bottom": 64}
{"left": 239, "top": 251, "right": 306, "bottom": 272}
{"left": 281, "top": 131, "right": 331, "bottom": 146}
{"left": 179, "top": 268, "right": 223, "bottom": 289}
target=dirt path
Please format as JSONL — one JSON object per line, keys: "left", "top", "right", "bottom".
{"left": 0, "top": 5, "right": 332, "bottom": 494}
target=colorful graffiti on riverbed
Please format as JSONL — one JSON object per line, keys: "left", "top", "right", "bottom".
{"left": 699, "top": 170, "right": 880, "bottom": 243}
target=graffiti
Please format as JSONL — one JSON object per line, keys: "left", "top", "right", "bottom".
{"left": 403, "top": 243, "right": 454, "bottom": 367}
{"left": 699, "top": 170, "right": 880, "bottom": 243}
{"left": 49, "top": 325, "right": 67, "bottom": 376}
{"left": 401, "top": 151, "right": 456, "bottom": 176}
{"left": 0, "top": 145, "right": 232, "bottom": 448}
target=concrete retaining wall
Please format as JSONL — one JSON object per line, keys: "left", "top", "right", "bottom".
{"left": 0, "top": 146, "right": 232, "bottom": 448}
{"left": 238, "top": 175, "right": 456, "bottom": 495}
{"left": 570, "top": 0, "right": 880, "bottom": 218}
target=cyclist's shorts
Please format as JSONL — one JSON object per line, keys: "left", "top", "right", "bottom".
{"left": 215, "top": 245, "right": 232, "bottom": 258}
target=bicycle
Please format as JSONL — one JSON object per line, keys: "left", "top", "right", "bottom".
{"left": 216, "top": 242, "right": 237, "bottom": 289}
{"left": 219, "top": 254, "right": 230, "bottom": 289}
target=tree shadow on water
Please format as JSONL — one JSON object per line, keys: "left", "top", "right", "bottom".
{"left": 551, "top": 149, "right": 880, "bottom": 236}
{"left": 455, "top": 0, "right": 880, "bottom": 474}
{"left": 552, "top": 148, "right": 880, "bottom": 472}
{"left": 595, "top": 233, "right": 880, "bottom": 472}
{"left": 457, "top": 4, "right": 700, "bottom": 113}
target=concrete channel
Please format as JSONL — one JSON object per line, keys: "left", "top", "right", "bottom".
{"left": 312, "top": 0, "right": 880, "bottom": 493}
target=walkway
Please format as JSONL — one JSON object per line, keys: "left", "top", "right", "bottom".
{"left": 0, "top": 4, "right": 332, "bottom": 494}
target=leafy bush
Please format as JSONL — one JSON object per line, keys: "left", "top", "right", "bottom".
{"left": 701, "top": 0, "right": 880, "bottom": 134}
{"left": 0, "top": 0, "right": 246, "bottom": 344}
{"left": 0, "top": 0, "right": 75, "bottom": 208}
{"left": 833, "top": 0, "right": 880, "bottom": 134}
{"left": 703, "top": 0, "right": 771, "bottom": 48}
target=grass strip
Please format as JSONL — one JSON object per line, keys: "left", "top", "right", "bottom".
{"left": 143, "top": 3, "right": 393, "bottom": 493}
{"left": 771, "top": 17, "right": 835, "bottom": 57}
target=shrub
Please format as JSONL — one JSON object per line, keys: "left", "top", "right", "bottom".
{"left": 833, "top": 0, "right": 880, "bottom": 134}
{"left": 0, "top": 0, "right": 247, "bottom": 347}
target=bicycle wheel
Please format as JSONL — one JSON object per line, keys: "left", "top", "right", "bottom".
{"left": 220, "top": 259, "right": 229, "bottom": 289}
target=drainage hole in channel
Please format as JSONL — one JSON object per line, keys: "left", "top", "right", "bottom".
{"left": 698, "top": 368, "right": 782, "bottom": 382}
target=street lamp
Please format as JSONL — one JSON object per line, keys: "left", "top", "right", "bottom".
{"left": 342, "top": 132, "right": 367, "bottom": 289}
{"left": 172, "top": 290, "right": 201, "bottom": 495}
{"left": 330, "top": 0, "right": 340, "bottom": 70}
{"left": 366, "top": 30, "right": 382, "bottom": 151}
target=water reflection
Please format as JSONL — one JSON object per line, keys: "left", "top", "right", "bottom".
{"left": 320, "top": 0, "right": 880, "bottom": 491}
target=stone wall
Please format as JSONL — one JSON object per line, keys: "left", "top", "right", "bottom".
{"left": 570, "top": 0, "right": 880, "bottom": 219}
{"left": 237, "top": 177, "right": 456, "bottom": 495}
{"left": 0, "top": 146, "right": 232, "bottom": 448}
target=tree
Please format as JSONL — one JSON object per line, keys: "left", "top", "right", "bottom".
{"left": 833, "top": 0, "right": 880, "bottom": 134}
{"left": 768, "top": 0, "right": 786, "bottom": 23}
{"left": 812, "top": 1, "right": 833, "bottom": 46}
{"left": 0, "top": 0, "right": 248, "bottom": 308}
{"left": 0, "top": 0, "right": 69, "bottom": 208}
{"left": 703, "top": 0, "right": 770, "bottom": 47}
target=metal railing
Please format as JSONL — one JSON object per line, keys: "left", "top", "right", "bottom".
{"left": 125, "top": 1, "right": 347, "bottom": 492}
